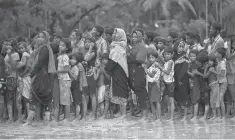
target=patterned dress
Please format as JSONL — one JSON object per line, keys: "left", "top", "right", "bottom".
{"left": 57, "top": 54, "right": 72, "bottom": 106}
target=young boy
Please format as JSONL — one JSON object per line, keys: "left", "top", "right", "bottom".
{"left": 156, "top": 47, "right": 175, "bottom": 121}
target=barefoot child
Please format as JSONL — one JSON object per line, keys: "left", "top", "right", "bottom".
{"left": 16, "top": 42, "right": 31, "bottom": 121}
{"left": 5, "top": 42, "right": 20, "bottom": 122}
{"left": 57, "top": 38, "right": 72, "bottom": 123}
{"left": 145, "top": 51, "right": 162, "bottom": 121}
{"left": 210, "top": 48, "right": 227, "bottom": 120}
{"left": 203, "top": 56, "right": 219, "bottom": 120}
{"left": 174, "top": 41, "right": 190, "bottom": 121}
{"left": 187, "top": 50, "right": 200, "bottom": 121}
{"left": 70, "top": 53, "right": 83, "bottom": 122}
{"left": 156, "top": 47, "right": 175, "bottom": 121}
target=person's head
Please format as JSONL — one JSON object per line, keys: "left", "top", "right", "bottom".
{"left": 84, "top": 34, "right": 96, "bottom": 50}
{"left": 163, "top": 46, "right": 174, "bottom": 61}
{"left": 104, "top": 28, "right": 114, "bottom": 44}
{"left": 231, "top": 35, "right": 235, "bottom": 50}
{"left": 91, "top": 25, "right": 104, "bottom": 39}
{"left": 132, "top": 28, "right": 144, "bottom": 44}
{"left": 189, "top": 50, "right": 198, "bottom": 63}
{"left": 126, "top": 33, "right": 132, "bottom": 45}
{"left": 167, "top": 31, "right": 178, "bottom": 43}
{"left": 112, "top": 28, "right": 127, "bottom": 43}
{"left": 196, "top": 50, "right": 208, "bottom": 66}
{"left": 70, "top": 52, "right": 83, "bottom": 66}
{"left": 215, "top": 47, "right": 226, "bottom": 60}
{"left": 101, "top": 53, "right": 109, "bottom": 65}
{"left": 194, "top": 33, "right": 201, "bottom": 44}
{"left": 153, "top": 37, "right": 166, "bottom": 50}
{"left": 53, "top": 33, "right": 62, "bottom": 43}
{"left": 176, "top": 41, "right": 186, "bottom": 54}
{"left": 186, "top": 32, "right": 195, "bottom": 46}
{"left": 70, "top": 29, "right": 82, "bottom": 41}
{"left": 220, "top": 30, "right": 227, "bottom": 40}
{"left": 18, "top": 42, "right": 27, "bottom": 53}
{"left": 37, "top": 31, "right": 50, "bottom": 46}
{"left": 59, "top": 38, "right": 71, "bottom": 54}
{"left": 209, "top": 22, "right": 222, "bottom": 38}
{"left": 145, "top": 31, "right": 155, "bottom": 45}
{"left": 208, "top": 55, "right": 217, "bottom": 67}
{"left": 149, "top": 51, "right": 158, "bottom": 63}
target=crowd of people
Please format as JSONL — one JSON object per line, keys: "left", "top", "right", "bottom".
{"left": 0, "top": 22, "right": 235, "bottom": 126}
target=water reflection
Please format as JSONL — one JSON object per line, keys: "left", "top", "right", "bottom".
{"left": 0, "top": 118, "right": 235, "bottom": 139}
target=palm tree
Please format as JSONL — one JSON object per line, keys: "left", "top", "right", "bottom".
{"left": 141, "top": 0, "right": 197, "bottom": 19}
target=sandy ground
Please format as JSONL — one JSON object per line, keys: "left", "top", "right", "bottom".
{"left": 0, "top": 117, "right": 235, "bottom": 139}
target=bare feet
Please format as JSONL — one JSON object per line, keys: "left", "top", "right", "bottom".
{"left": 190, "top": 117, "right": 197, "bottom": 122}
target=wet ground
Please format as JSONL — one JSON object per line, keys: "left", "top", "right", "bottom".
{"left": 0, "top": 117, "right": 235, "bottom": 139}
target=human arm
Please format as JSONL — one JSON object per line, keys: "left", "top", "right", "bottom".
{"left": 93, "top": 67, "right": 100, "bottom": 80}
{"left": 156, "top": 60, "right": 173, "bottom": 75}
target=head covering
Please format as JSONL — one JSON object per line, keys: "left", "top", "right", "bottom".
{"left": 111, "top": 28, "right": 127, "bottom": 48}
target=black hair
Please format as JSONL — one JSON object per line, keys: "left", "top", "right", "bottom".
{"left": 94, "top": 25, "right": 104, "bottom": 37}
{"left": 145, "top": 31, "right": 155, "bottom": 42}
{"left": 133, "top": 28, "right": 145, "bottom": 37}
{"left": 168, "top": 31, "right": 178, "bottom": 39}
{"left": 220, "top": 30, "right": 227, "bottom": 39}
{"left": 216, "top": 47, "right": 226, "bottom": 58}
{"left": 73, "top": 52, "right": 84, "bottom": 63}
{"left": 71, "top": 29, "right": 82, "bottom": 40}
{"left": 189, "top": 49, "right": 199, "bottom": 56}
{"left": 194, "top": 33, "right": 201, "bottom": 43}
{"left": 164, "top": 46, "right": 174, "bottom": 54}
{"left": 208, "top": 55, "right": 217, "bottom": 67}
{"left": 211, "top": 22, "right": 222, "bottom": 32}
{"left": 150, "top": 51, "right": 158, "bottom": 58}
{"left": 60, "top": 38, "right": 71, "bottom": 53}
{"left": 153, "top": 37, "right": 167, "bottom": 45}
{"left": 104, "top": 28, "right": 114, "bottom": 36}
{"left": 126, "top": 33, "right": 132, "bottom": 45}
{"left": 186, "top": 31, "right": 195, "bottom": 39}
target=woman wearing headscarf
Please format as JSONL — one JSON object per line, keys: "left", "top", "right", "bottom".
{"left": 24, "top": 31, "right": 56, "bottom": 125}
{"left": 128, "top": 29, "right": 148, "bottom": 120}
{"left": 107, "top": 28, "right": 129, "bottom": 118}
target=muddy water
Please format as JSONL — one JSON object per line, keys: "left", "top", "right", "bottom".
{"left": 0, "top": 119, "right": 234, "bottom": 139}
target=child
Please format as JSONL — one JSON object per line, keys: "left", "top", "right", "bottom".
{"left": 144, "top": 51, "right": 162, "bottom": 121}
{"left": 16, "top": 42, "right": 31, "bottom": 121}
{"left": 210, "top": 48, "right": 227, "bottom": 120}
{"left": 4, "top": 43, "right": 20, "bottom": 122}
{"left": 187, "top": 50, "right": 200, "bottom": 121}
{"left": 174, "top": 41, "right": 190, "bottom": 121}
{"left": 94, "top": 59, "right": 106, "bottom": 118}
{"left": 57, "top": 38, "right": 72, "bottom": 123}
{"left": 69, "top": 53, "right": 83, "bottom": 122}
{"left": 156, "top": 47, "right": 175, "bottom": 121}
{"left": 203, "top": 56, "right": 219, "bottom": 120}
{"left": 193, "top": 51, "right": 210, "bottom": 121}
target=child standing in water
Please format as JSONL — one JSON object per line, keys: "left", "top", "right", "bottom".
{"left": 187, "top": 50, "right": 200, "bottom": 121}
{"left": 203, "top": 56, "right": 219, "bottom": 120}
{"left": 145, "top": 51, "right": 162, "bottom": 121}
{"left": 211, "top": 48, "right": 227, "bottom": 121}
{"left": 5, "top": 42, "right": 20, "bottom": 122}
{"left": 156, "top": 47, "right": 175, "bottom": 121}
{"left": 57, "top": 39, "right": 72, "bottom": 123}
{"left": 70, "top": 53, "right": 83, "bottom": 122}
{"left": 16, "top": 42, "right": 31, "bottom": 121}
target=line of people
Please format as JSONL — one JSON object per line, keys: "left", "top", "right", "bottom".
{"left": 0, "top": 22, "right": 235, "bottom": 126}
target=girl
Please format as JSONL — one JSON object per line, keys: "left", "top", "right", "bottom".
{"left": 83, "top": 35, "right": 97, "bottom": 120}
{"left": 4, "top": 41, "right": 20, "bottom": 122}
{"left": 94, "top": 59, "right": 105, "bottom": 118}
{"left": 156, "top": 47, "right": 175, "bottom": 121}
{"left": 57, "top": 38, "right": 72, "bottom": 123}
{"left": 70, "top": 53, "right": 83, "bottom": 122}
{"left": 187, "top": 50, "right": 200, "bottom": 121}
{"left": 174, "top": 41, "right": 190, "bottom": 121}
{"left": 203, "top": 56, "right": 219, "bottom": 120}
{"left": 210, "top": 48, "right": 227, "bottom": 120}
{"left": 144, "top": 51, "right": 162, "bottom": 121}
{"left": 16, "top": 42, "right": 31, "bottom": 121}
